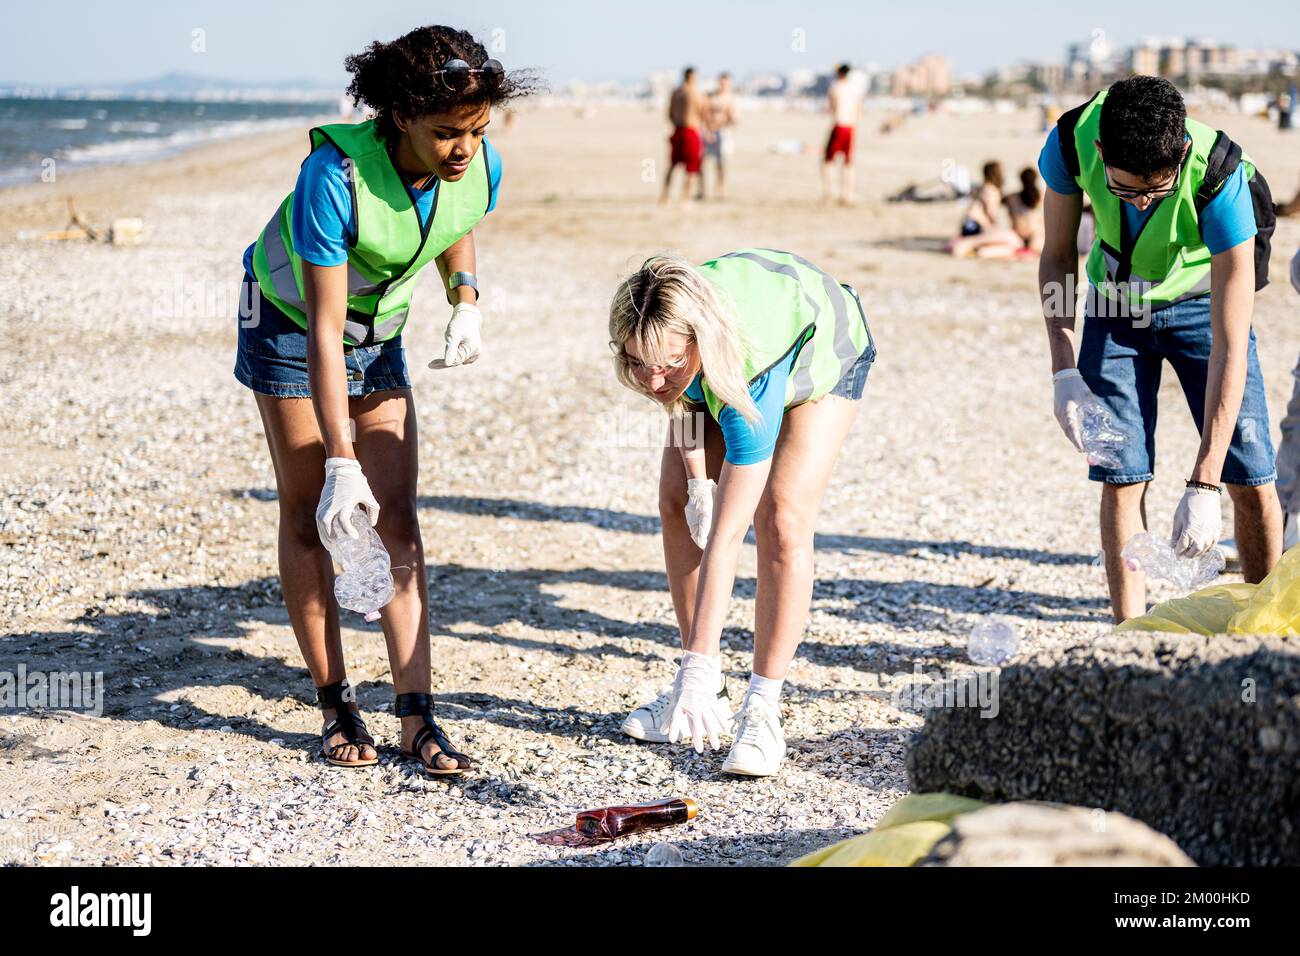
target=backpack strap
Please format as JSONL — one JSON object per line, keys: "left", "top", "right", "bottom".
{"left": 1194, "top": 130, "right": 1242, "bottom": 214}
{"left": 1054, "top": 95, "right": 1096, "bottom": 181}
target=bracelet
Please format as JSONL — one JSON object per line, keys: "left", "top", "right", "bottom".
{"left": 1186, "top": 479, "right": 1223, "bottom": 494}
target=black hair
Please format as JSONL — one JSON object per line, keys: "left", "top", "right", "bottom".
{"left": 344, "top": 25, "right": 537, "bottom": 140}
{"left": 837, "top": 63, "right": 851, "bottom": 77}
{"left": 1016, "top": 167, "right": 1041, "bottom": 209}
{"left": 683, "top": 66, "right": 696, "bottom": 80}
{"left": 1098, "top": 75, "right": 1187, "bottom": 179}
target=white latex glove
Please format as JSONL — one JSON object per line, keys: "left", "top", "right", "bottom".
{"left": 316, "top": 457, "right": 380, "bottom": 541}
{"left": 685, "top": 478, "right": 716, "bottom": 549}
{"left": 1171, "top": 486, "right": 1222, "bottom": 558}
{"left": 431, "top": 302, "right": 482, "bottom": 368}
{"left": 667, "top": 650, "right": 726, "bottom": 754}
{"left": 1289, "top": 247, "right": 1300, "bottom": 296}
{"left": 1053, "top": 368, "right": 1096, "bottom": 452}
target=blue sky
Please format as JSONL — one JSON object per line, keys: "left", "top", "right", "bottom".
{"left": 4, "top": 0, "right": 1298, "bottom": 87}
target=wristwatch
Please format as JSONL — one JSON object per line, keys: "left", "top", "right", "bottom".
{"left": 446, "top": 271, "right": 478, "bottom": 303}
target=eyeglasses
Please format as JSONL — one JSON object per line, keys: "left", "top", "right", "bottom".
{"left": 627, "top": 354, "right": 689, "bottom": 376}
{"left": 434, "top": 58, "right": 505, "bottom": 93}
{"left": 1103, "top": 162, "right": 1182, "bottom": 202}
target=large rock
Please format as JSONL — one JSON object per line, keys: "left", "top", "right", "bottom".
{"left": 906, "top": 633, "right": 1300, "bottom": 865}
{"left": 920, "top": 802, "right": 1194, "bottom": 866}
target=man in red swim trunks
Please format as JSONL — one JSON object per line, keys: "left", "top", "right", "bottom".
{"left": 823, "top": 63, "right": 861, "bottom": 205}
{"left": 662, "top": 66, "right": 707, "bottom": 204}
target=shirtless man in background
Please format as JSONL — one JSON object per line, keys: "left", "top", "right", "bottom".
{"left": 703, "top": 72, "right": 738, "bottom": 200}
{"left": 823, "top": 63, "right": 861, "bottom": 205}
{"left": 662, "top": 66, "right": 708, "bottom": 203}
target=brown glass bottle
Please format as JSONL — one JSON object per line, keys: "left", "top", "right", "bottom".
{"left": 575, "top": 798, "right": 698, "bottom": 839}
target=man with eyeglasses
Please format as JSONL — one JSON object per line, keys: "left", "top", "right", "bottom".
{"left": 1037, "top": 75, "right": 1280, "bottom": 623}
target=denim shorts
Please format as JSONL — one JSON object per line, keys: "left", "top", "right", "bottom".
{"left": 233, "top": 272, "right": 412, "bottom": 398}
{"left": 828, "top": 283, "right": 877, "bottom": 400}
{"left": 828, "top": 342, "right": 876, "bottom": 399}
{"left": 1077, "top": 292, "right": 1276, "bottom": 486}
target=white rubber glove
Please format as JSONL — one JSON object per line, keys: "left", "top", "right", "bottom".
{"left": 1289, "top": 247, "right": 1300, "bottom": 296}
{"left": 685, "top": 478, "right": 716, "bottom": 549}
{"left": 667, "top": 650, "right": 726, "bottom": 754}
{"left": 1171, "top": 486, "right": 1222, "bottom": 558}
{"left": 316, "top": 457, "right": 380, "bottom": 541}
{"left": 431, "top": 302, "right": 482, "bottom": 368}
{"left": 1053, "top": 368, "right": 1096, "bottom": 452}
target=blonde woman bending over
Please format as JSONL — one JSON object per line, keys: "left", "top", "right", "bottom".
{"left": 609, "top": 250, "right": 876, "bottom": 776}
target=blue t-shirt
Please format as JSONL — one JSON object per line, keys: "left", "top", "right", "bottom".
{"left": 243, "top": 138, "right": 503, "bottom": 274}
{"left": 684, "top": 349, "right": 797, "bottom": 465}
{"left": 1037, "top": 126, "right": 1255, "bottom": 255}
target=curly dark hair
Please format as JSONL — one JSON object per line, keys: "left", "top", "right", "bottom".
{"left": 344, "top": 25, "right": 537, "bottom": 139}
{"left": 1099, "top": 75, "right": 1187, "bottom": 179}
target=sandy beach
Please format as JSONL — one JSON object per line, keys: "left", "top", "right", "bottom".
{"left": 3, "top": 102, "right": 1298, "bottom": 865}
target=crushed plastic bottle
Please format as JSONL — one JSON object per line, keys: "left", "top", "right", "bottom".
{"left": 317, "top": 507, "right": 395, "bottom": 621}
{"left": 1079, "top": 400, "right": 1129, "bottom": 469}
{"left": 968, "top": 621, "right": 1019, "bottom": 666}
{"left": 1121, "top": 532, "right": 1224, "bottom": 592}
{"left": 644, "top": 842, "right": 685, "bottom": 867}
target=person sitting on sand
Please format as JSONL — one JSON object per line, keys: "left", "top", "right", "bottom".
{"left": 235, "top": 24, "right": 531, "bottom": 774}
{"left": 662, "top": 67, "right": 708, "bottom": 204}
{"left": 949, "top": 167, "right": 1044, "bottom": 258}
{"left": 1038, "top": 75, "right": 1280, "bottom": 623}
{"left": 608, "top": 250, "right": 876, "bottom": 777}
{"left": 956, "top": 161, "right": 1005, "bottom": 237}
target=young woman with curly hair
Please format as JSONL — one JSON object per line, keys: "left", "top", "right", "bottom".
{"left": 234, "top": 25, "right": 532, "bottom": 775}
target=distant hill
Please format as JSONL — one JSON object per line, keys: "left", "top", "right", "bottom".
{"left": 1, "top": 72, "right": 342, "bottom": 102}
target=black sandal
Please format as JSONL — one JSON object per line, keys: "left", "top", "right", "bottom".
{"left": 396, "top": 692, "right": 472, "bottom": 776}
{"left": 316, "top": 679, "right": 378, "bottom": 768}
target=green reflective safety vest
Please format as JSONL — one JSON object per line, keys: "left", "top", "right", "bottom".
{"left": 251, "top": 120, "right": 490, "bottom": 346}
{"left": 694, "top": 249, "right": 874, "bottom": 422}
{"left": 1070, "top": 90, "right": 1255, "bottom": 313}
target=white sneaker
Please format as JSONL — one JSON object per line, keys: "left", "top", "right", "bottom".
{"left": 721, "top": 693, "right": 785, "bottom": 777}
{"left": 621, "top": 680, "right": 731, "bottom": 743}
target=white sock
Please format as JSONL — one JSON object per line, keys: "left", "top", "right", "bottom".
{"left": 745, "top": 672, "right": 783, "bottom": 707}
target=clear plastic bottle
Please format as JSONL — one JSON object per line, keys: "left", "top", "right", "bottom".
{"left": 317, "top": 507, "right": 395, "bottom": 621}
{"left": 1121, "top": 531, "right": 1224, "bottom": 592}
{"left": 968, "top": 621, "right": 1019, "bottom": 666}
{"left": 1079, "top": 400, "right": 1129, "bottom": 469}
{"left": 644, "top": 842, "right": 685, "bottom": 867}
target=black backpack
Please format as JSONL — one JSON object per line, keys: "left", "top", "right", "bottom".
{"left": 1056, "top": 100, "right": 1276, "bottom": 291}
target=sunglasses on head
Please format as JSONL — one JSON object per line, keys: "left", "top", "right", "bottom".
{"left": 434, "top": 58, "right": 505, "bottom": 93}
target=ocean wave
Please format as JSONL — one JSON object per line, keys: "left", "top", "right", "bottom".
{"left": 51, "top": 115, "right": 329, "bottom": 169}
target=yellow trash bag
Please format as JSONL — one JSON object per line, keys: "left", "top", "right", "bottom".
{"left": 1118, "top": 545, "right": 1300, "bottom": 636}
{"left": 790, "top": 793, "right": 985, "bottom": 867}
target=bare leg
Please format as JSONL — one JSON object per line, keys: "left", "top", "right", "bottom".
{"left": 683, "top": 171, "right": 699, "bottom": 202}
{"left": 751, "top": 395, "right": 862, "bottom": 679}
{"left": 1100, "top": 481, "right": 1149, "bottom": 623}
{"left": 1227, "top": 482, "right": 1282, "bottom": 583}
{"left": 254, "top": 393, "right": 376, "bottom": 763}
{"left": 660, "top": 163, "right": 676, "bottom": 204}
{"left": 659, "top": 416, "right": 727, "bottom": 646}
{"left": 841, "top": 164, "right": 857, "bottom": 205}
{"left": 349, "top": 389, "right": 459, "bottom": 772}
{"left": 821, "top": 161, "right": 835, "bottom": 203}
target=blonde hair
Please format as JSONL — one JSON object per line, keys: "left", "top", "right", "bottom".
{"left": 608, "top": 254, "right": 759, "bottom": 424}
